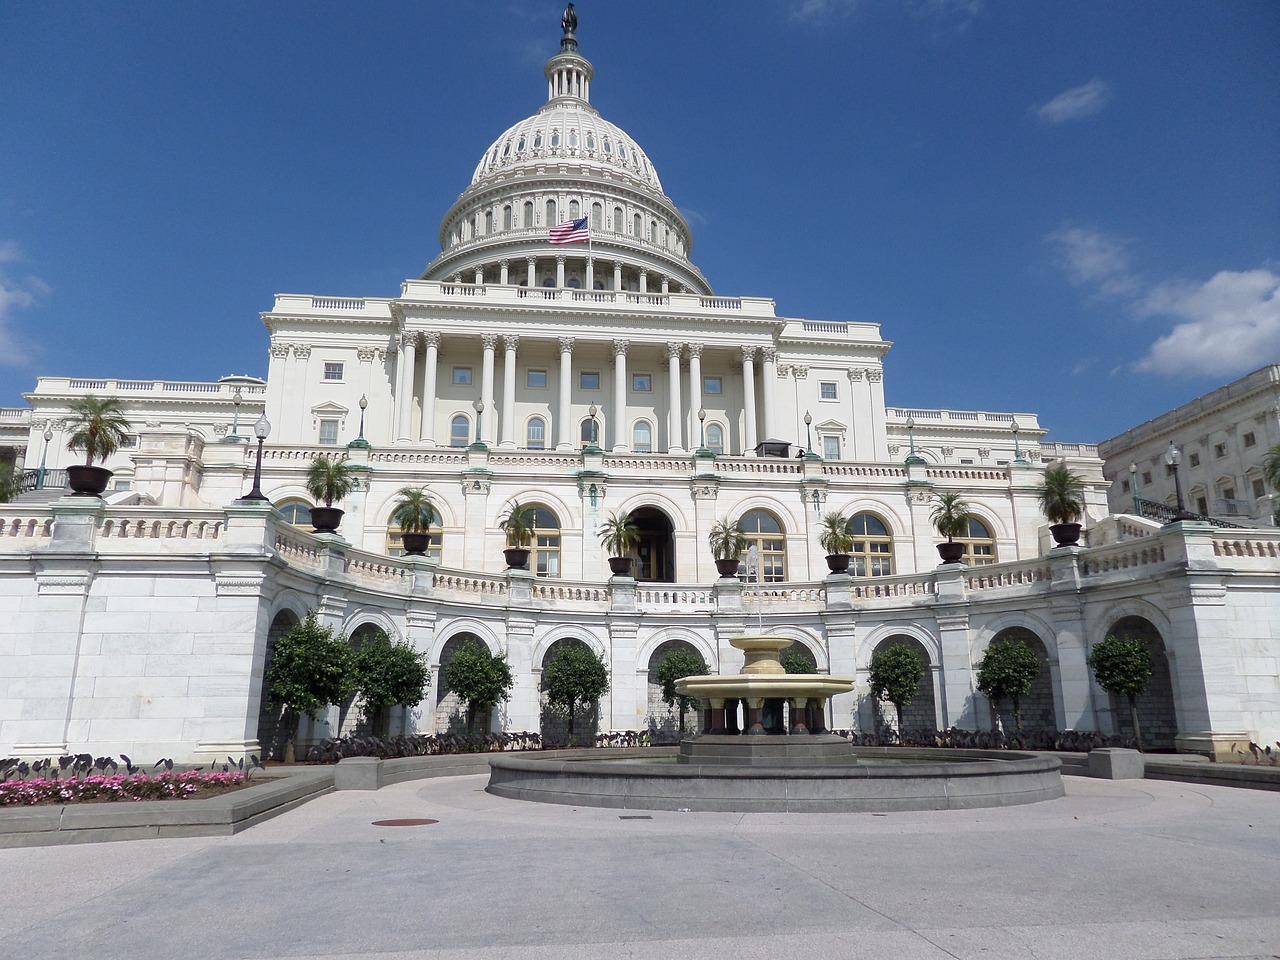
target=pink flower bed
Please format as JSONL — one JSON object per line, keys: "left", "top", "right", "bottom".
{"left": 0, "top": 770, "right": 247, "bottom": 806}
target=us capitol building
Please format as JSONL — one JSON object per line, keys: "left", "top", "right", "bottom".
{"left": 2, "top": 11, "right": 1277, "bottom": 763}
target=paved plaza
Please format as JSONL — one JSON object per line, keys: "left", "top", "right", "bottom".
{"left": 2, "top": 773, "right": 1278, "bottom": 960}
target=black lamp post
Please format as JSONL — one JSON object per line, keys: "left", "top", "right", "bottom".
{"left": 37, "top": 426, "right": 53, "bottom": 490}
{"left": 1130, "top": 462, "right": 1140, "bottom": 515}
{"left": 1165, "top": 441, "right": 1192, "bottom": 520}
{"left": 904, "top": 415, "right": 924, "bottom": 465}
{"left": 349, "top": 394, "right": 370, "bottom": 449}
{"left": 472, "top": 398, "right": 485, "bottom": 448}
{"left": 804, "top": 411, "right": 813, "bottom": 455}
{"left": 239, "top": 412, "right": 271, "bottom": 502}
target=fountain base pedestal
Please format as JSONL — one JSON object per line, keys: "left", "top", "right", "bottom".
{"left": 678, "top": 734, "right": 858, "bottom": 767}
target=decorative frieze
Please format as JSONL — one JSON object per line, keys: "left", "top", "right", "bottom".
{"left": 215, "top": 575, "right": 265, "bottom": 596}
{"left": 36, "top": 574, "right": 90, "bottom": 596}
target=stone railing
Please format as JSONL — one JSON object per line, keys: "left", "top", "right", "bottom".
{"left": 848, "top": 575, "right": 936, "bottom": 600}
{"left": 273, "top": 528, "right": 326, "bottom": 570}
{"left": 743, "top": 584, "right": 827, "bottom": 605}
{"left": 0, "top": 513, "right": 54, "bottom": 542}
{"left": 531, "top": 581, "right": 610, "bottom": 605}
{"left": 100, "top": 513, "right": 224, "bottom": 541}
{"left": 822, "top": 464, "right": 907, "bottom": 480}
{"left": 488, "top": 453, "right": 583, "bottom": 470}
{"left": 1212, "top": 531, "right": 1280, "bottom": 560}
{"left": 636, "top": 586, "right": 714, "bottom": 609}
{"left": 965, "top": 560, "right": 1052, "bottom": 592}
{"left": 1080, "top": 539, "right": 1168, "bottom": 577}
{"left": 37, "top": 378, "right": 265, "bottom": 398}
{"left": 716, "top": 460, "right": 802, "bottom": 476}
{"left": 369, "top": 450, "right": 469, "bottom": 466}
{"left": 345, "top": 553, "right": 410, "bottom": 586}
{"left": 430, "top": 568, "right": 508, "bottom": 600}
{"left": 925, "top": 467, "right": 1010, "bottom": 482}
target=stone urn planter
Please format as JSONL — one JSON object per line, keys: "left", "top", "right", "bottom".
{"left": 310, "top": 507, "right": 344, "bottom": 534}
{"left": 503, "top": 547, "right": 530, "bottom": 570}
{"left": 825, "top": 553, "right": 851, "bottom": 574}
{"left": 401, "top": 532, "right": 431, "bottom": 556}
{"left": 936, "top": 542, "right": 965, "bottom": 564}
{"left": 715, "top": 557, "right": 741, "bottom": 578}
{"left": 1049, "top": 522, "right": 1082, "bottom": 547}
{"left": 66, "top": 464, "right": 112, "bottom": 497}
{"left": 607, "top": 556, "right": 634, "bottom": 576}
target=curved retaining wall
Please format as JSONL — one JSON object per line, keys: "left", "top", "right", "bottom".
{"left": 486, "top": 747, "right": 1065, "bottom": 812}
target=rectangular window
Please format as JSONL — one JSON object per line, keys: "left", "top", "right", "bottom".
{"left": 960, "top": 458, "right": 974, "bottom": 465}
{"left": 822, "top": 435, "right": 840, "bottom": 460}
{"left": 1196, "top": 496, "right": 1208, "bottom": 515}
{"left": 703, "top": 376, "right": 722, "bottom": 395}
{"left": 1214, "top": 443, "right": 1227, "bottom": 458}
{"left": 1120, "top": 479, "right": 1131, "bottom": 493}
{"left": 1252, "top": 478, "right": 1265, "bottom": 498}
{"left": 323, "top": 362, "right": 344, "bottom": 381}
{"left": 631, "top": 373, "right": 652, "bottom": 392}
{"left": 1223, "top": 487, "right": 1236, "bottom": 502}
{"left": 1244, "top": 431, "right": 1256, "bottom": 448}
{"left": 119, "top": 434, "right": 139, "bottom": 449}
{"left": 526, "top": 369, "right": 547, "bottom": 388}
{"left": 452, "top": 366, "right": 473, "bottom": 386}
{"left": 318, "top": 419, "right": 339, "bottom": 445}
{"left": 580, "top": 371, "right": 600, "bottom": 390}
{"left": 1189, "top": 452, "right": 1200, "bottom": 468}
{"left": 1142, "top": 471, "right": 1152, "bottom": 486}
{"left": 819, "top": 381, "right": 837, "bottom": 401}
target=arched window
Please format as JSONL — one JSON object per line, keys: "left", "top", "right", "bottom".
{"left": 632, "top": 420, "right": 652, "bottom": 453}
{"left": 633, "top": 213, "right": 641, "bottom": 236}
{"left": 503, "top": 205, "right": 512, "bottom": 230}
{"left": 550, "top": 130, "right": 560, "bottom": 147}
{"left": 957, "top": 517, "right": 997, "bottom": 566}
{"left": 523, "top": 201, "right": 534, "bottom": 227}
{"left": 591, "top": 203, "right": 603, "bottom": 231}
{"left": 739, "top": 510, "right": 786, "bottom": 583}
{"left": 450, "top": 415, "right": 470, "bottom": 448}
{"left": 546, "top": 199, "right": 557, "bottom": 225}
{"left": 706, "top": 423, "right": 724, "bottom": 456}
{"left": 569, "top": 200, "right": 580, "bottom": 220}
{"left": 612, "top": 206, "right": 622, "bottom": 231}
{"left": 484, "top": 210, "right": 493, "bottom": 234}
{"left": 847, "top": 512, "right": 893, "bottom": 577}
{"left": 526, "top": 417, "right": 547, "bottom": 450}
{"left": 580, "top": 416, "right": 600, "bottom": 448}
{"left": 586, "top": 132, "right": 595, "bottom": 151}
{"left": 568, "top": 130, "right": 578, "bottom": 148}
{"left": 275, "top": 499, "right": 312, "bottom": 526}
{"left": 648, "top": 221, "right": 657, "bottom": 243}
{"left": 531, "top": 506, "right": 561, "bottom": 578}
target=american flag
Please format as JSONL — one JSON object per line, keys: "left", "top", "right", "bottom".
{"left": 549, "top": 217, "right": 590, "bottom": 245}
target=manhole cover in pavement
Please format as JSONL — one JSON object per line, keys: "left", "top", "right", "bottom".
{"left": 371, "top": 818, "right": 439, "bottom": 827}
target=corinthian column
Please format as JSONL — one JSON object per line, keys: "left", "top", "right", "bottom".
{"left": 500, "top": 334, "right": 518, "bottom": 448}
{"left": 557, "top": 337, "right": 574, "bottom": 450}
{"left": 612, "top": 339, "right": 629, "bottom": 452}
{"left": 480, "top": 333, "right": 497, "bottom": 444}
{"left": 396, "top": 334, "right": 417, "bottom": 443}
{"left": 419, "top": 332, "right": 439, "bottom": 444}
{"left": 667, "top": 341, "right": 684, "bottom": 453}
{"left": 741, "top": 346, "right": 758, "bottom": 453}
{"left": 761, "top": 345, "right": 778, "bottom": 442}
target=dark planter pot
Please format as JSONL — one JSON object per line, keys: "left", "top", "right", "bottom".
{"left": 714, "top": 557, "right": 741, "bottom": 578}
{"left": 401, "top": 532, "right": 431, "bottom": 556}
{"left": 1049, "top": 522, "right": 1083, "bottom": 547}
{"left": 66, "top": 464, "right": 112, "bottom": 497}
{"left": 825, "top": 553, "right": 851, "bottom": 574}
{"left": 503, "top": 547, "right": 530, "bottom": 570}
{"left": 310, "top": 507, "right": 344, "bottom": 534}
{"left": 607, "top": 556, "right": 634, "bottom": 577}
{"left": 936, "top": 541, "right": 966, "bottom": 565}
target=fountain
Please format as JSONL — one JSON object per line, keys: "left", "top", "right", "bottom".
{"left": 486, "top": 634, "right": 1064, "bottom": 812}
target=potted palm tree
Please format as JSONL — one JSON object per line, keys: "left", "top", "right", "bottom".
{"left": 305, "top": 455, "right": 355, "bottom": 533}
{"left": 931, "top": 491, "right": 971, "bottom": 564}
{"left": 708, "top": 517, "right": 748, "bottom": 578}
{"left": 499, "top": 500, "right": 536, "bottom": 570}
{"left": 598, "top": 510, "right": 640, "bottom": 576}
{"left": 1038, "top": 462, "right": 1086, "bottom": 547}
{"left": 389, "top": 486, "right": 438, "bottom": 556}
{"left": 818, "top": 511, "right": 854, "bottom": 574}
{"left": 65, "top": 395, "right": 132, "bottom": 496}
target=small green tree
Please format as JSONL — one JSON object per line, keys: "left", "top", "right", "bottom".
{"left": 781, "top": 645, "right": 817, "bottom": 675}
{"left": 655, "top": 650, "right": 709, "bottom": 733}
{"left": 66, "top": 395, "right": 131, "bottom": 466}
{"left": 1087, "top": 634, "right": 1154, "bottom": 751}
{"left": 1263, "top": 444, "right": 1280, "bottom": 494}
{"left": 350, "top": 630, "right": 430, "bottom": 737}
{"left": 265, "top": 614, "right": 352, "bottom": 762}
{"left": 975, "top": 637, "right": 1041, "bottom": 738}
{"left": 0, "top": 462, "right": 16, "bottom": 504}
{"left": 868, "top": 643, "right": 923, "bottom": 737}
{"left": 541, "top": 642, "right": 609, "bottom": 744}
{"left": 443, "top": 641, "right": 514, "bottom": 733}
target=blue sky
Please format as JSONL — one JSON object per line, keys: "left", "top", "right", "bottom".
{"left": 1, "top": 1, "right": 1276, "bottom": 444}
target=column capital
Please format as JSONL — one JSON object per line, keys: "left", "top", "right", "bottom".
{"left": 761, "top": 345, "right": 777, "bottom": 363}
{"left": 499, "top": 258, "right": 509, "bottom": 268}
{"left": 613, "top": 339, "right": 629, "bottom": 358}
{"left": 356, "top": 346, "right": 375, "bottom": 363}
{"left": 269, "top": 340, "right": 291, "bottom": 359}
{"left": 481, "top": 333, "right": 499, "bottom": 351}
{"left": 847, "top": 367, "right": 864, "bottom": 381}
{"left": 740, "top": 345, "right": 756, "bottom": 365}
{"left": 558, "top": 336, "right": 575, "bottom": 354}
{"left": 686, "top": 342, "right": 703, "bottom": 359}
{"left": 422, "top": 330, "right": 441, "bottom": 349}
{"left": 867, "top": 368, "right": 883, "bottom": 383}
{"left": 668, "top": 341, "right": 683, "bottom": 360}
{"left": 502, "top": 334, "right": 519, "bottom": 352}
{"left": 555, "top": 254, "right": 566, "bottom": 266}
{"left": 292, "top": 343, "right": 312, "bottom": 359}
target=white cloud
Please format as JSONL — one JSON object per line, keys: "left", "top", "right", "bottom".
{"left": 0, "top": 241, "right": 43, "bottom": 367}
{"left": 1045, "top": 226, "right": 1139, "bottom": 296}
{"left": 789, "top": 0, "right": 860, "bottom": 22}
{"left": 1034, "top": 78, "right": 1111, "bottom": 124}
{"left": 1133, "top": 269, "right": 1280, "bottom": 378}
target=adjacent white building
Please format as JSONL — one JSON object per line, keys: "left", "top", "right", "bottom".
{"left": 1, "top": 12, "right": 1277, "bottom": 765}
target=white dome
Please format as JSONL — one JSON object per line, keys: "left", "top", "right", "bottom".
{"left": 471, "top": 102, "right": 664, "bottom": 193}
